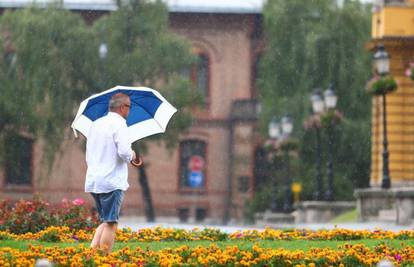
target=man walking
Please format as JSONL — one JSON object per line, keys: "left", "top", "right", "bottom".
{"left": 85, "top": 93, "right": 141, "bottom": 253}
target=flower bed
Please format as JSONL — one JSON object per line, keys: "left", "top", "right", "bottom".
{"left": 1, "top": 226, "right": 414, "bottom": 243}
{"left": 2, "top": 198, "right": 414, "bottom": 266}
{"left": 1, "top": 227, "right": 414, "bottom": 266}
{"left": 0, "top": 242, "right": 413, "bottom": 266}
{"left": 0, "top": 197, "right": 99, "bottom": 234}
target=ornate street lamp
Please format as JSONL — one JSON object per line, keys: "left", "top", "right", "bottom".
{"left": 324, "top": 85, "right": 338, "bottom": 109}
{"left": 99, "top": 43, "right": 108, "bottom": 60}
{"left": 374, "top": 44, "right": 391, "bottom": 189}
{"left": 281, "top": 115, "right": 293, "bottom": 138}
{"left": 310, "top": 90, "right": 324, "bottom": 200}
{"left": 99, "top": 42, "right": 108, "bottom": 87}
{"left": 323, "top": 84, "right": 338, "bottom": 201}
{"left": 268, "top": 117, "right": 281, "bottom": 139}
{"left": 374, "top": 44, "right": 390, "bottom": 76}
{"left": 281, "top": 115, "right": 294, "bottom": 212}
{"left": 268, "top": 117, "right": 281, "bottom": 212}
{"left": 311, "top": 90, "right": 325, "bottom": 113}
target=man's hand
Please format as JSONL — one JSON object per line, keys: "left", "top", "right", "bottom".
{"left": 131, "top": 157, "right": 143, "bottom": 168}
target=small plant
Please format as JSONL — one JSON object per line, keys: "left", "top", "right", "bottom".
{"left": 56, "top": 198, "right": 99, "bottom": 231}
{"left": 198, "top": 228, "right": 228, "bottom": 241}
{"left": 366, "top": 75, "right": 397, "bottom": 95}
{"left": 303, "top": 114, "right": 322, "bottom": 130}
{"left": 279, "top": 138, "right": 299, "bottom": 151}
{"left": 38, "top": 227, "right": 62, "bottom": 242}
{"left": 0, "top": 232, "right": 11, "bottom": 240}
{"left": 320, "top": 109, "right": 343, "bottom": 128}
{"left": 304, "top": 110, "right": 343, "bottom": 130}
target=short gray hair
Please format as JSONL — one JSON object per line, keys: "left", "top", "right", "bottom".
{"left": 109, "top": 93, "right": 129, "bottom": 110}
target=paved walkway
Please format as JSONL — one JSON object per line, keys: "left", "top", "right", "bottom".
{"left": 118, "top": 216, "right": 414, "bottom": 232}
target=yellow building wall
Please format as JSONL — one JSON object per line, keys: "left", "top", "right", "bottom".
{"left": 372, "top": 6, "right": 414, "bottom": 38}
{"left": 370, "top": 45, "right": 414, "bottom": 186}
{"left": 370, "top": 3, "right": 414, "bottom": 186}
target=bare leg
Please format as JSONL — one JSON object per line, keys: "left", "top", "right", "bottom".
{"left": 99, "top": 222, "right": 118, "bottom": 254}
{"left": 90, "top": 223, "right": 105, "bottom": 249}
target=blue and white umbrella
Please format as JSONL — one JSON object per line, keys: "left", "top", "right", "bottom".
{"left": 71, "top": 85, "right": 177, "bottom": 143}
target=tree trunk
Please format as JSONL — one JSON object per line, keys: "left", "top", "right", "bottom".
{"left": 132, "top": 144, "right": 155, "bottom": 222}
{"left": 137, "top": 162, "right": 155, "bottom": 222}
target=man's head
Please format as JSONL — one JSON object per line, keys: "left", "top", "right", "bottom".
{"left": 109, "top": 93, "right": 131, "bottom": 119}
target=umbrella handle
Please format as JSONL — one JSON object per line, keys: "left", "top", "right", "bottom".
{"left": 131, "top": 157, "right": 143, "bottom": 168}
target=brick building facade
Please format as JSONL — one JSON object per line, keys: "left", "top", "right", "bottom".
{"left": 0, "top": 1, "right": 264, "bottom": 223}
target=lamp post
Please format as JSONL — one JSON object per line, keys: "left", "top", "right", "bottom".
{"left": 99, "top": 42, "right": 108, "bottom": 87}
{"left": 268, "top": 117, "right": 281, "bottom": 212}
{"left": 374, "top": 44, "right": 391, "bottom": 189}
{"left": 281, "top": 115, "right": 293, "bottom": 212}
{"left": 323, "top": 85, "right": 338, "bottom": 201}
{"left": 310, "top": 90, "right": 324, "bottom": 200}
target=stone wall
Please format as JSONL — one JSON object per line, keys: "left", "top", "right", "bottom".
{"left": 355, "top": 187, "right": 414, "bottom": 225}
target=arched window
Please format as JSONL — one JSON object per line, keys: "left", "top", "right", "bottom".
{"left": 180, "top": 53, "right": 210, "bottom": 106}
{"left": 179, "top": 140, "right": 207, "bottom": 189}
{"left": 196, "top": 54, "right": 209, "bottom": 101}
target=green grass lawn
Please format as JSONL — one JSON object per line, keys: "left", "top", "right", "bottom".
{"left": 330, "top": 209, "right": 358, "bottom": 223}
{"left": 2, "top": 239, "right": 413, "bottom": 251}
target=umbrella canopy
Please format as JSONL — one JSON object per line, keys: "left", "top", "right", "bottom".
{"left": 71, "top": 85, "right": 177, "bottom": 143}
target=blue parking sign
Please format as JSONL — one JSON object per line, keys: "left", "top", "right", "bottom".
{"left": 188, "top": 171, "right": 203, "bottom": 188}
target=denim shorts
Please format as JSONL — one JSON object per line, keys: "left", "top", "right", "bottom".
{"left": 91, "top": 190, "right": 124, "bottom": 223}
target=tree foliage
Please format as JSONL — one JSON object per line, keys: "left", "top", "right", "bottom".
{"left": 0, "top": 0, "right": 198, "bottom": 168}
{"left": 257, "top": 0, "right": 372, "bottom": 202}
{"left": 0, "top": 6, "right": 97, "bottom": 164}
{"left": 92, "top": 0, "right": 198, "bottom": 150}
